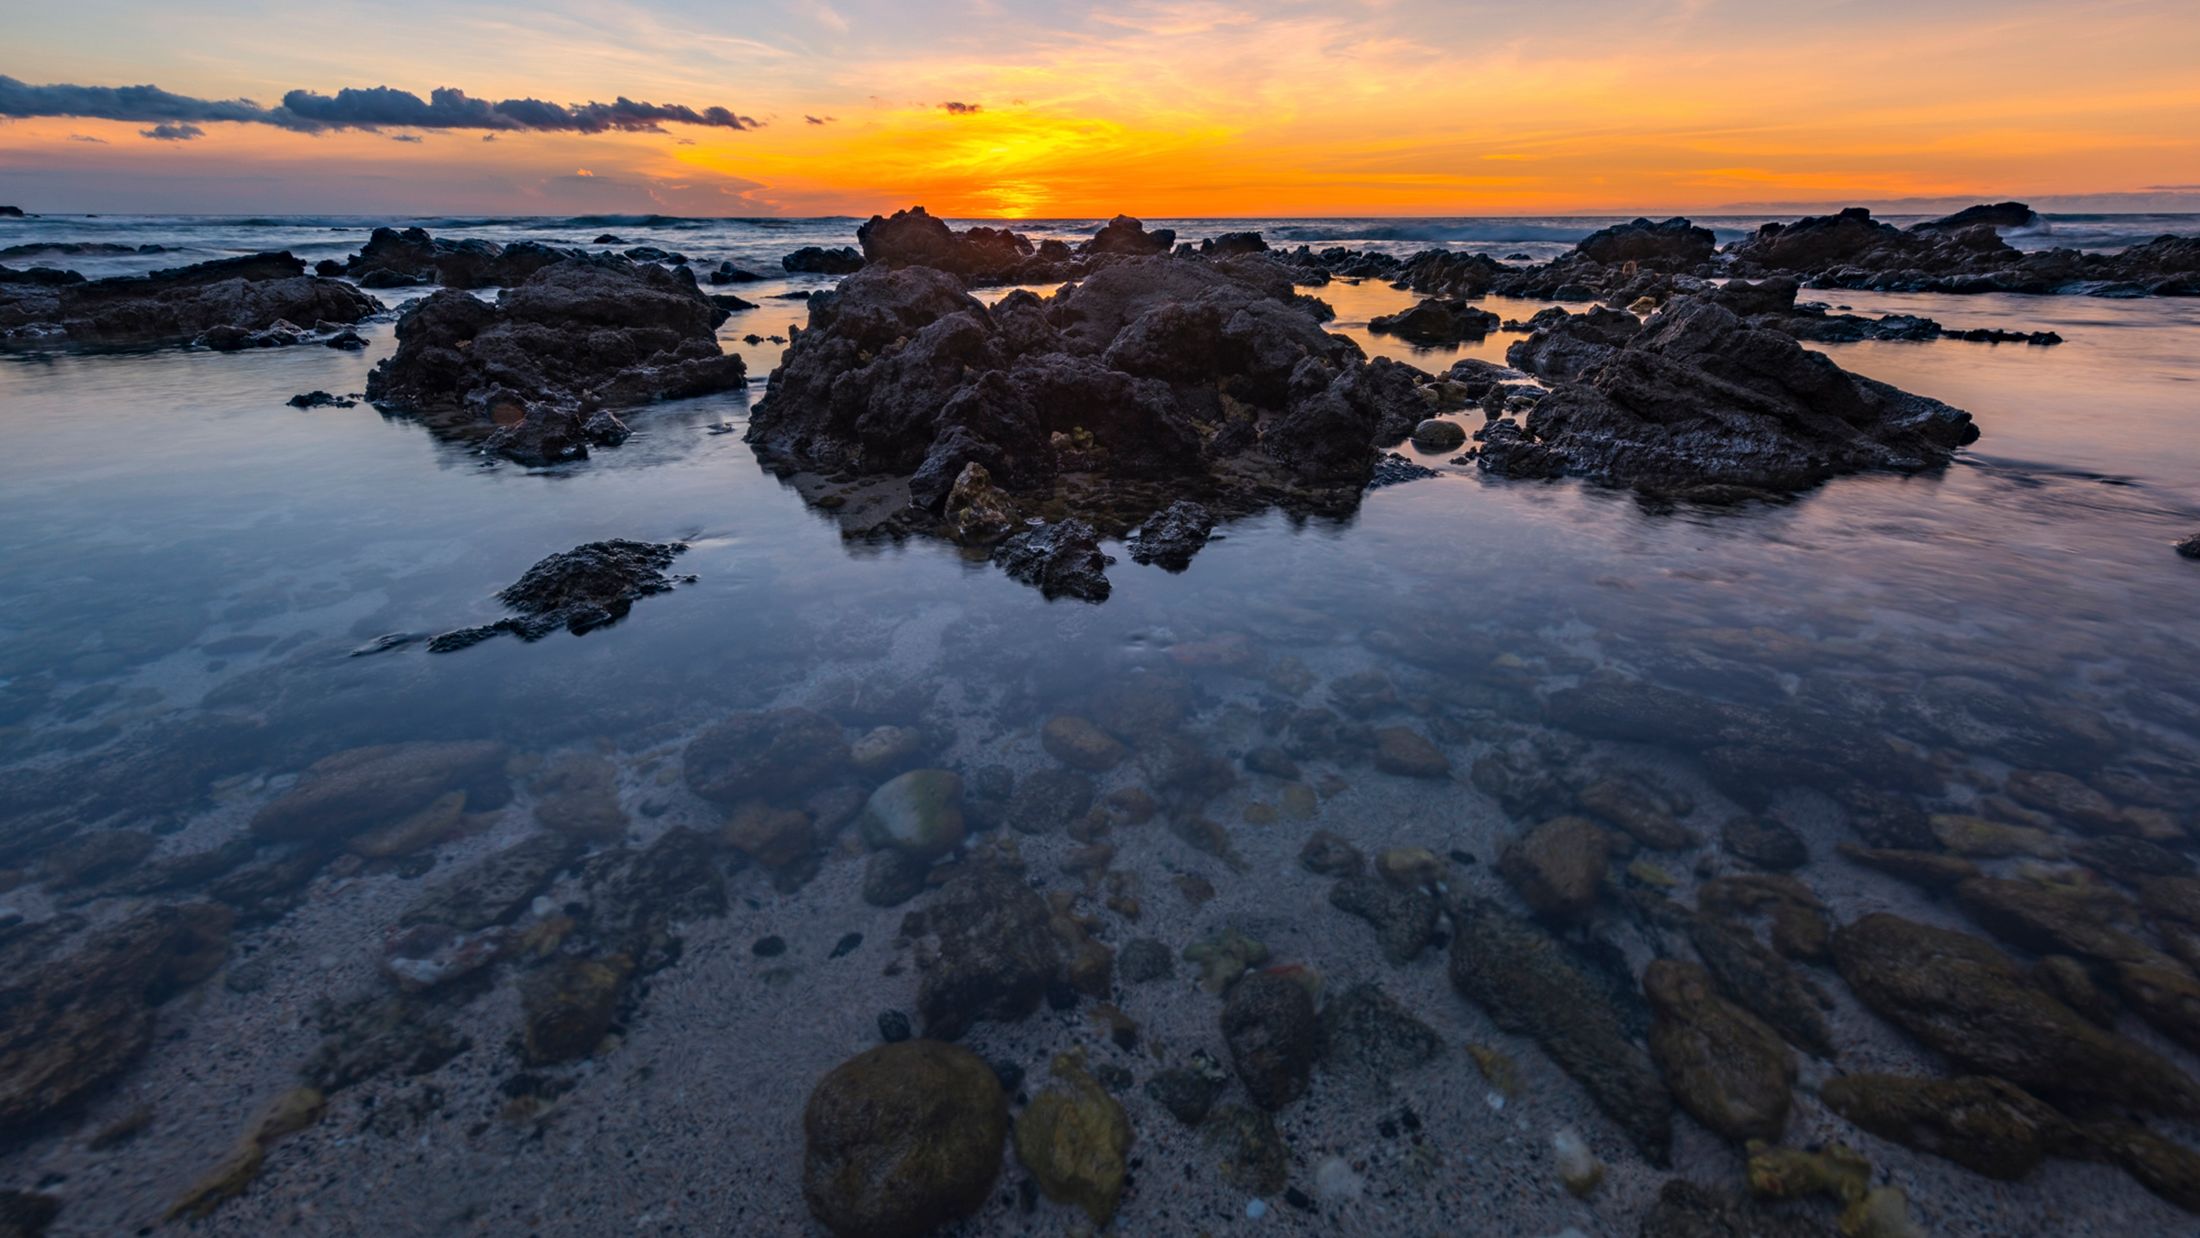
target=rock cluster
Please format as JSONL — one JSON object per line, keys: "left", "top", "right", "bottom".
{"left": 365, "top": 254, "right": 745, "bottom": 464}
{"left": 334, "top": 227, "right": 577, "bottom": 289}
{"left": 0, "top": 251, "right": 380, "bottom": 346}
{"left": 427, "top": 540, "right": 691, "bottom": 652}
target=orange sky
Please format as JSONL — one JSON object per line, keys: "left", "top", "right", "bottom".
{"left": 4, "top": 0, "right": 2198, "bottom": 216}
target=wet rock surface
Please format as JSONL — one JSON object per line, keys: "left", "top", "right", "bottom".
{"left": 0, "top": 251, "right": 380, "bottom": 347}
{"left": 428, "top": 540, "right": 691, "bottom": 652}
{"left": 803, "top": 1040, "right": 1006, "bottom": 1237}
{"left": 339, "top": 227, "right": 576, "bottom": 290}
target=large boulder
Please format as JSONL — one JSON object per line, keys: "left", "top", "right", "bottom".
{"left": 0, "top": 251, "right": 380, "bottom": 346}
{"left": 1832, "top": 913, "right": 2200, "bottom": 1116}
{"left": 365, "top": 255, "right": 744, "bottom": 462}
{"left": 342, "top": 227, "right": 575, "bottom": 289}
{"left": 1485, "top": 296, "right": 1976, "bottom": 494}
{"left": 802, "top": 1040, "right": 1006, "bottom": 1237}
{"left": 907, "top": 865, "right": 1061, "bottom": 1039}
{"left": 1574, "top": 217, "right": 1717, "bottom": 268}
{"left": 1820, "top": 1073, "right": 2065, "bottom": 1180}
{"left": 1644, "top": 959, "right": 1795, "bottom": 1143}
{"left": 1084, "top": 214, "right": 1175, "bottom": 256}
{"left": 857, "top": 206, "right": 1035, "bottom": 283}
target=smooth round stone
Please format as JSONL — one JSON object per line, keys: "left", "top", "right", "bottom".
{"left": 1412, "top": 419, "right": 1467, "bottom": 450}
{"left": 858, "top": 769, "right": 966, "bottom": 859}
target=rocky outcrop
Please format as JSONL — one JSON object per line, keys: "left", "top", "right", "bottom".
{"left": 341, "top": 227, "right": 576, "bottom": 289}
{"left": 1727, "top": 205, "right": 2200, "bottom": 296}
{"left": 365, "top": 255, "right": 744, "bottom": 464}
{"left": 802, "top": 1040, "right": 1006, "bottom": 1237}
{"left": 1369, "top": 297, "right": 1500, "bottom": 345}
{"left": 782, "top": 246, "right": 865, "bottom": 274}
{"left": 1085, "top": 214, "right": 1175, "bottom": 256}
{"left": 746, "top": 245, "right": 1434, "bottom": 593}
{"left": 427, "top": 540, "right": 690, "bottom": 652}
{"left": 1911, "top": 202, "right": 2041, "bottom": 234}
{"left": 0, "top": 251, "right": 380, "bottom": 346}
{"left": 1485, "top": 295, "right": 1976, "bottom": 495}
{"left": 857, "top": 206, "right": 1036, "bottom": 283}
{"left": 1575, "top": 217, "right": 1717, "bottom": 268}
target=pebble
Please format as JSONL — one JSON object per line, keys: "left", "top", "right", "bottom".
{"left": 876, "top": 1010, "right": 912, "bottom": 1042}
{"left": 1246, "top": 1199, "right": 1268, "bottom": 1219}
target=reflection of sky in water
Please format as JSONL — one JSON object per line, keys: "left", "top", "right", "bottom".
{"left": 1, "top": 274, "right": 2194, "bottom": 794}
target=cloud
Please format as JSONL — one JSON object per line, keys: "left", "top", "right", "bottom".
{"left": 140, "top": 122, "right": 204, "bottom": 141}
{"left": 2144, "top": 184, "right": 2200, "bottom": 191}
{"left": 68, "top": 133, "right": 107, "bottom": 144}
{"left": 0, "top": 74, "right": 760, "bottom": 136}
{"left": 939, "top": 101, "right": 982, "bottom": 114}
{"left": 481, "top": 134, "right": 497, "bottom": 142}
{"left": 391, "top": 133, "right": 422, "bottom": 143}
{"left": 805, "top": 115, "right": 834, "bottom": 125}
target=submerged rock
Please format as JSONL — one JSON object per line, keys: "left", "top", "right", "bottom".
{"left": 428, "top": 540, "right": 690, "bottom": 651}
{"left": 1644, "top": 959, "right": 1795, "bottom": 1143}
{"left": 250, "top": 741, "right": 509, "bottom": 843}
{"left": 1499, "top": 816, "right": 1611, "bottom": 921}
{"left": 802, "top": 1040, "right": 1006, "bottom": 1238}
{"left": 1329, "top": 874, "right": 1439, "bottom": 963}
{"left": 857, "top": 769, "right": 965, "bottom": 860}
{"left": 1222, "top": 970, "right": 1320, "bottom": 1110}
{"left": 0, "top": 251, "right": 379, "bottom": 346}
{"left": 1014, "top": 1052, "right": 1132, "bottom": 1225}
{"left": 1125, "top": 500, "right": 1215, "bottom": 571}
{"left": 1832, "top": 913, "right": 2200, "bottom": 1115}
{"left": 908, "top": 865, "right": 1060, "bottom": 1039}
{"left": 519, "top": 954, "right": 633, "bottom": 1064}
{"left": 1319, "top": 982, "right": 1442, "bottom": 1080}
{"left": 1820, "top": 1073, "right": 2064, "bottom": 1180}
{"left": 683, "top": 708, "right": 849, "bottom": 805}
{"left": 994, "top": 520, "right": 1115, "bottom": 602}
{"left": 1448, "top": 898, "right": 1673, "bottom": 1162}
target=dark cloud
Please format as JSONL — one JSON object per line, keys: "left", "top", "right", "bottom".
{"left": 805, "top": 114, "right": 834, "bottom": 125}
{"left": 939, "top": 101, "right": 982, "bottom": 115}
{"left": 391, "top": 134, "right": 423, "bottom": 143}
{"left": 140, "top": 122, "right": 204, "bottom": 141}
{"left": 68, "top": 134, "right": 108, "bottom": 144}
{"left": 481, "top": 134, "right": 497, "bottom": 143}
{"left": 0, "top": 74, "right": 760, "bottom": 136}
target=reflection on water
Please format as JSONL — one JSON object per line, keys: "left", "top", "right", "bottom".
{"left": 1, "top": 268, "right": 2198, "bottom": 1235}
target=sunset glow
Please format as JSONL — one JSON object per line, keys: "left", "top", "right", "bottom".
{"left": 4, "top": 0, "right": 2198, "bottom": 216}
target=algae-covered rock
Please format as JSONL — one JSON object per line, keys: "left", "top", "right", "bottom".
{"left": 519, "top": 954, "right": 633, "bottom": 1064}
{"left": 683, "top": 708, "right": 848, "bottom": 805}
{"left": 1204, "top": 1104, "right": 1289, "bottom": 1193}
{"left": 1500, "top": 816, "right": 1611, "bottom": 920}
{"left": 251, "top": 741, "right": 510, "bottom": 842}
{"left": 803, "top": 1040, "right": 1007, "bottom": 1237}
{"left": 1644, "top": 959, "right": 1794, "bottom": 1142}
{"left": 1746, "top": 1140, "right": 1870, "bottom": 1204}
{"left": 1820, "top": 1073, "right": 2063, "bottom": 1180}
{"left": 1184, "top": 928, "right": 1268, "bottom": 993}
{"left": 910, "top": 865, "right": 1061, "bottom": 1039}
{"left": 1448, "top": 898, "right": 1673, "bottom": 1163}
{"left": 1014, "top": 1053, "right": 1133, "bottom": 1224}
{"left": 1041, "top": 715, "right": 1128, "bottom": 772}
{"left": 1223, "top": 970, "right": 1320, "bottom": 1110}
{"left": 1319, "top": 982, "right": 1442, "bottom": 1081}
{"left": 1832, "top": 912, "right": 2200, "bottom": 1115}
{"left": 2079, "top": 1120, "right": 2200, "bottom": 1214}
{"left": 857, "top": 769, "right": 966, "bottom": 860}
{"left": 1329, "top": 874, "right": 1439, "bottom": 963}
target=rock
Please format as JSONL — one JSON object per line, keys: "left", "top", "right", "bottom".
{"left": 1119, "top": 937, "right": 1176, "bottom": 983}
{"left": 164, "top": 1086, "right": 325, "bottom": 1220}
{"left": 1487, "top": 296, "right": 1975, "bottom": 494}
{"left": 1014, "top": 1053, "right": 1132, "bottom": 1225}
{"left": 1376, "top": 846, "right": 1443, "bottom": 890}
{"left": 1832, "top": 913, "right": 2200, "bottom": 1115}
{"left": 1369, "top": 298, "right": 1500, "bottom": 345}
{"left": 0, "top": 1190, "right": 59, "bottom": 1235}
{"left": 1042, "top": 715, "right": 1128, "bottom": 772}
{"left": 782, "top": 246, "right": 865, "bottom": 274}
{"left": 251, "top": 741, "right": 509, "bottom": 843}
{"left": 1410, "top": 418, "right": 1467, "bottom": 449}
{"left": 1329, "top": 874, "right": 1440, "bottom": 963}
{"left": 802, "top": 1041, "right": 1006, "bottom": 1237}
{"left": 1372, "top": 726, "right": 1448, "bottom": 778}
{"left": 586, "top": 826, "right": 727, "bottom": 953}
{"left": 942, "top": 461, "right": 1019, "bottom": 544}
{"left": 862, "top": 848, "right": 932, "bottom": 908}
{"left": 1449, "top": 899, "right": 1673, "bottom": 1163}
{"left": 1006, "top": 768, "right": 1096, "bottom": 834}
{"left": 723, "top": 801, "right": 815, "bottom": 867}
{"left": 1577, "top": 776, "right": 1699, "bottom": 851}
{"left": 529, "top": 753, "right": 629, "bottom": 843}
{"left": 341, "top": 226, "right": 573, "bottom": 289}
{"left": 1910, "top": 202, "right": 2041, "bottom": 234}
{"left": 364, "top": 256, "right": 744, "bottom": 460}
{"left": 2178, "top": 533, "right": 2200, "bottom": 560}
{"left": 1644, "top": 960, "right": 1795, "bottom": 1143}
{"left": 1820, "top": 1074, "right": 2063, "bottom": 1180}
{"left": 0, "top": 251, "right": 379, "bottom": 347}
{"left": 37, "top": 828, "right": 154, "bottom": 888}
{"left": 1688, "top": 917, "right": 1834, "bottom": 1058}
{"left": 2003, "top": 769, "right": 2122, "bottom": 833}
{"left": 519, "top": 954, "right": 633, "bottom": 1063}
{"left": 1125, "top": 500, "right": 1215, "bottom": 571}
{"left": 2080, "top": 1121, "right": 2200, "bottom": 1214}
{"left": 1721, "top": 817, "right": 1807, "bottom": 870}
{"left": 1184, "top": 929, "right": 1269, "bottom": 993}
{"left": 909, "top": 866, "right": 1061, "bottom": 1039}
{"left": 1085, "top": 215, "right": 1175, "bottom": 256}
{"left": 995, "top": 520, "right": 1114, "bottom": 602}
{"left": 1319, "top": 982, "right": 1441, "bottom": 1079}
{"left": 301, "top": 993, "right": 471, "bottom": 1093}
{"left": 849, "top": 725, "right": 929, "bottom": 777}
{"left": 1499, "top": 816, "right": 1611, "bottom": 920}
{"left": 399, "top": 833, "right": 581, "bottom": 932}
{"left": 1298, "top": 830, "right": 1365, "bottom": 877}
{"left": 1222, "top": 970, "right": 1320, "bottom": 1109}
{"left": 1575, "top": 217, "right": 1717, "bottom": 268}
{"left": 1552, "top": 1127, "right": 1605, "bottom": 1197}
{"left": 858, "top": 206, "right": 1036, "bottom": 284}
{"left": 1204, "top": 1104, "right": 1288, "bottom": 1193}
{"left": 286, "top": 390, "right": 356, "bottom": 409}
{"left": 684, "top": 709, "right": 849, "bottom": 805}
{"left": 857, "top": 769, "right": 966, "bottom": 860}
{"left": 1745, "top": 1141, "right": 1871, "bottom": 1204}
{"left": 1638, "top": 1178, "right": 1835, "bottom": 1238}
{"left": 1835, "top": 843, "right": 1977, "bottom": 890}
{"left": 0, "top": 903, "right": 232, "bottom": 1131}
{"left": 428, "top": 540, "right": 689, "bottom": 651}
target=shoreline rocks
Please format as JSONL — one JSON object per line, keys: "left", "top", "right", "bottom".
{"left": 0, "top": 251, "right": 380, "bottom": 347}
{"left": 427, "top": 540, "right": 691, "bottom": 652}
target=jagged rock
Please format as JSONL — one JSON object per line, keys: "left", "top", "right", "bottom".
{"left": 1085, "top": 215, "right": 1175, "bottom": 256}
{"left": 365, "top": 256, "right": 744, "bottom": 462}
{"left": 1644, "top": 959, "right": 1795, "bottom": 1142}
{"left": 995, "top": 520, "right": 1114, "bottom": 602}
{"left": 782, "top": 246, "right": 865, "bottom": 274}
{"left": 1126, "top": 500, "right": 1215, "bottom": 570}
{"left": 802, "top": 1040, "right": 1006, "bottom": 1237}
{"left": 1487, "top": 296, "right": 1976, "bottom": 495}
{"left": 0, "top": 251, "right": 379, "bottom": 346}
{"left": 858, "top": 206, "right": 1035, "bottom": 283}
{"left": 1448, "top": 898, "right": 1673, "bottom": 1163}
{"left": 1820, "top": 1074, "right": 2064, "bottom": 1180}
{"left": 1222, "top": 970, "right": 1320, "bottom": 1110}
{"left": 1369, "top": 297, "right": 1500, "bottom": 344}
{"left": 342, "top": 227, "right": 573, "bottom": 289}
{"left": 427, "top": 540, "right": 689, "bottom": 651}
{"left": 1576, "top": 217, "right": 1718, "bottom": 268}
{"left": 1832, "top": 912, "right": 2200, "bottom": 1115}
{"left": 250, "top": 741, "right": 509, "bottom": 843}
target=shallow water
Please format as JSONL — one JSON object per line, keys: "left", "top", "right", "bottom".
{"left": 2, "top": 219, "right": 2199, "bottom": 1236}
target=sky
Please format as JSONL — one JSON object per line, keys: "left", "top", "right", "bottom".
{"left": 2, "top": 0, "right": 2198, "bottom": 218}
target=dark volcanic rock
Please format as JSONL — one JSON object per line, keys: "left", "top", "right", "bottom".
{"left": 858, "top": 206, "right": 1034, "bottom": 283}
{"left": 1369, "top": 297, "right": 1500, "bottom": 345}
{"left": 745, "top": 239, "right": 1434, "bottom": 595}
{"left": 1911, "top": 202, "right": 2041, "bottom": 234}
{"left": 342, "top": 227, "right": 574, "bottom": 290}
{"left": 994, "top": 520, "right": 1114, "bottom": 602}
{"left": 783, "top": 246, "right": 865, "bottom": 275}
{"left": 1726, "top": 203, "right": 2199, "bottom": 296}
{"left": 427, "top": 539, "right": 690, "bottom": 652}
{"left": 1449, "top": 898, "right": 1673, "bottom": 1163}
{"left": 365, "top": 256, "right": 744, "bottom": 463}
{"left": 0, "top": 251, "right": 380, "bottom": 346}
{"left": 1085, "top": 215, "right": 1175, "bottom": 256}
{"left": 1574, "top": 217, "right": 1717, "bottom": 268}
{"left": 1487, "top": 296, "right": 1976, "bottom": 494}
{"left": 1125, "top": 500, "right": 1214, "bottom": 570}
{"left": 1832, "top": 912, "right": 2200, "bottom": 1116}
